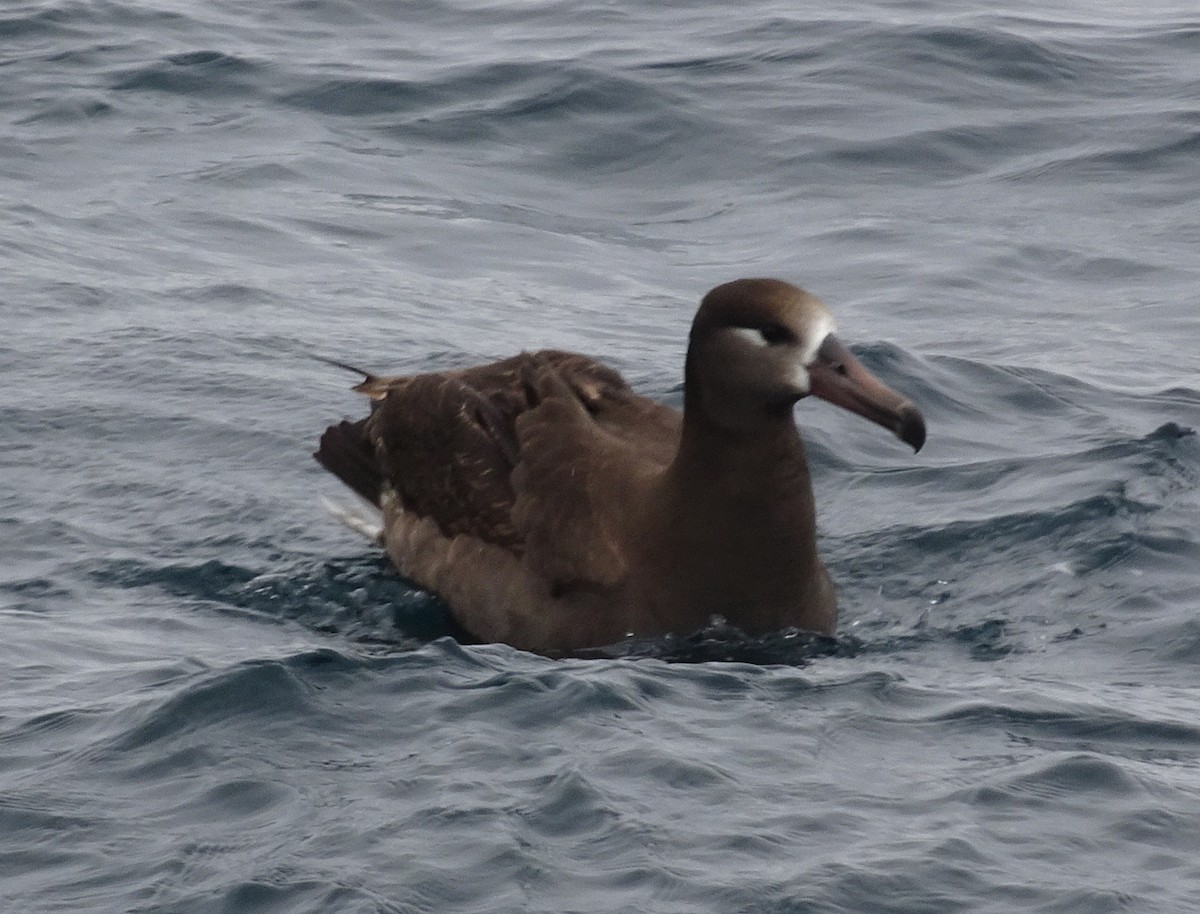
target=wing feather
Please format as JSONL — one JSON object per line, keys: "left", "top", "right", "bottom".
{"left": 368, "top": 374, "right": 522, "bottom": 547}
{"left": 360, "top": 349, "right": 678, "bottom": 594}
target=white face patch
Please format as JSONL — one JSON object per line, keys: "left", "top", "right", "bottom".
{"left": 789, "top": 359, "right": 812, "bottom": 394}
{"left": 728, "top": 314, "right": 837, "bottom": 363}
{"left": 729, "top": 326, "right": 772, "bottom": 348}
{"left": 800, "top": 312, "right": 837, "bottom": 366}
{"left": 726, "top": 312, "right": 836, "bottom": 396}
{"left": 789, "top": 315, "right": 836, "bottom": 396}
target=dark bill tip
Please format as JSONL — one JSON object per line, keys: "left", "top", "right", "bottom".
{"left": 808, "top": 334, "right": 927, "bottom": 455}
{"left": 898, "top": 405, "right": 926, "bottom": 453}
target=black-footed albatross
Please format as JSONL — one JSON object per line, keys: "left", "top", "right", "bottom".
{"left": 314, "top": 278, "right": 925, "bottom": 656}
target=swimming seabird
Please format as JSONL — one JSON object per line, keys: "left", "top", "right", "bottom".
{"left": 315, "top": 278, "right": 925, "bottom": 655}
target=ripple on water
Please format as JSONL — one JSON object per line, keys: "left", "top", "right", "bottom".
{"left": 105, "top": 658, "right": 320, "bottom": 754}
{"left": 110, "top": 51, "right": 263, "bottom": 97}
{"left": 932, "top": 701, "right": 1200, "bottom": 761}
{"left": 969, "top": 752, "right": 1144, "bottom": 808}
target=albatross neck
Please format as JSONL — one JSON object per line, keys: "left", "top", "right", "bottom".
{"left": 636, "top": 397, "right": 829, "bottom": 636}
{"left": 663, "top": 396, "right": 819, "bottom": 534}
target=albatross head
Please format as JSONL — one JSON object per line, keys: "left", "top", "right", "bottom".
{"left": 685, "top": 278, "right": 925, "bottom": 451}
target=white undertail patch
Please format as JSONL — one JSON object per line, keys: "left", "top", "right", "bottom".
{"left": 321, "top": 496, "right": 384, "bottom": 543}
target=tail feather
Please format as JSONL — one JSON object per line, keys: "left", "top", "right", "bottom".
{"left": 311, "top": 353, "right": 375, "bottom": 378}
{"left": 314, "top": 419, "right": 383, "bottom": 506}
{"left": 312, "top": 353, "right": 398, "bottom": 400}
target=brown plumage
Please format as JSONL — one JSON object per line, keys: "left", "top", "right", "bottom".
{"left": 315, "top": 278, "right": 925, "bottom": 656}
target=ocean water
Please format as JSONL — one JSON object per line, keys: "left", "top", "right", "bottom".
{"left": 3, "top": 0, "right": 1200, "bottom": 910}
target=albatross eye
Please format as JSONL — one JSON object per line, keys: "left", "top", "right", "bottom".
{"left": 757, "top": 323, "right": 793, "bottom": 346}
